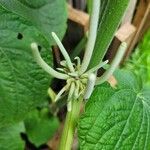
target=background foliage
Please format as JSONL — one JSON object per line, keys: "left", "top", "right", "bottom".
{"left": 125, "top": 30, "right": 150, "bottom": 85}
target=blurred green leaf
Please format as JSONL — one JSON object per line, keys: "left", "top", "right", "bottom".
{"left": 24, "top": 108, "right": 59, "bottom": 147}
{"left": 125, "top": 30, "right": 150, "bottom": 85}
{"left": 0, "top": 122, "right": 25, "bottom": 150}
{"left": 114, "top": 69, "right": 142, "bottom": 91}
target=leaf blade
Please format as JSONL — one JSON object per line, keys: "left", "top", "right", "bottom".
{"left": 78, "top": 72, "right": 150, "bottom": 149}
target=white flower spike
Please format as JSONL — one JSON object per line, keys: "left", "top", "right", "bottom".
{"left": 30, "top": 0, "right": 104, "bottom": 112}
{"left": 31, "top": 34, "right": 127, "bottom": 111}
{"left": 31, "top": 43, "right": 69, "bottom": 80}
{"left": 31, "top": 11, "right": 127, "bottom": 112}
{"left": 79, "top": 0, "right": 100, "bottom": 74}
{"left": 51, "top": 32, "right": 75, "bottom": 73}
{"left": 96, "top": 42, "right": 127, "bottom": 85}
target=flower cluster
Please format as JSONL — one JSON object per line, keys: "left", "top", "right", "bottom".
{"left": 30, "top": 0, "right": 127, "bottom": 111}
{"left": 31, "top": 32, "right": 108, "bottom": 111}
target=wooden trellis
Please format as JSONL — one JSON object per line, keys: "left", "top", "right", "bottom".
{"left": 68, "top": 0, "right": 150, "bottom": 61}
{"left": 66, "top": 0, "right": 150, "bottom": 86}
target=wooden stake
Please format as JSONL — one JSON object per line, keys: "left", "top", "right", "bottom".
{"left": 68, "top": 4, "right": 89, "bottom": 32}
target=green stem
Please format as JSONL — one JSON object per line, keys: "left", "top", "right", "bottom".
{"left": 59, "top": 98, "right": 83, "bottom": 150}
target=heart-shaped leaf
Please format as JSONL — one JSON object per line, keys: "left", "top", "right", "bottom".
{"left": 78, "top": 71, "right": 150, "bottom": 149}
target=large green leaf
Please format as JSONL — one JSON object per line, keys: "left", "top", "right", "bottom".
{"left": 89, "top": 0, "right": 129, "bottom": 69}
{"left": 78, "top": 71, "right": 150, "bottom": 149}
{"left": 0, "top": 0, "right": 67, "bottom": 126}
{"left": 0, "top": 122, "right": 25, "bottom": 150}
{"left": 24, "top": 108, "right": 59, "bottom": 147}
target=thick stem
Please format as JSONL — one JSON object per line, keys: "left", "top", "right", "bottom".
{"left": 58, "top": 98, "right": 83, "bottom": 150}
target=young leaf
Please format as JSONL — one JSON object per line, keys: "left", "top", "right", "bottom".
{"left": 89, "top": 0, "right": 129, "bottom": 69}
{"left": 78, "top": 71, "right": 150, "bottom": 149}
{"left": 0, "top": 1, "right": 67, "bottom": 126}
{"left": 0, "top": 122, "right": 25, "bottom": 150}
{"left": 24, "top": 109, "right": 59, "bottom": 147}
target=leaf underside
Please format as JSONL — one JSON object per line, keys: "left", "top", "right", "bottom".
{"left": 0, "top": 0, "right": 67, "bottom": 126}
{"left": 78, "top": 70, "right": 150, "bottom": 149}
{"left": 89, "top": 0, "right": 130, "bottom": 69}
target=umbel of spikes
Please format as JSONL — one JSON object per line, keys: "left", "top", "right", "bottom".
{"left": 31, "top": 0, "right": 127, "bottom": 111}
